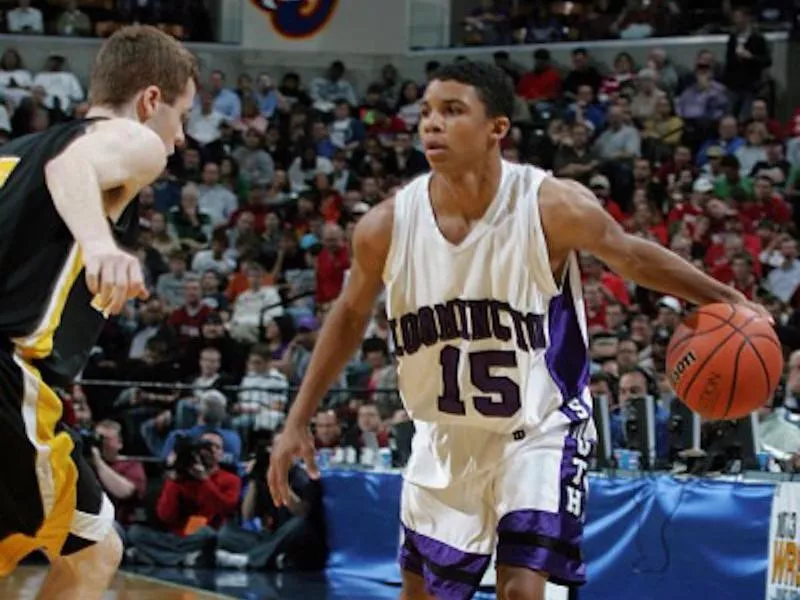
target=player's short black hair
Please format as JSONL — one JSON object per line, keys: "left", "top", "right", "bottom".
{"left": 430, "top": 61, "right": 515, "bottom": 119}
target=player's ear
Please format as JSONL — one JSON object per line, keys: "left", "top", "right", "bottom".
{"left": 137, "top": 85, "right": 161, "bottom": 121}
{"left": 491, "top": 116, "right": 511, "bottom": 142}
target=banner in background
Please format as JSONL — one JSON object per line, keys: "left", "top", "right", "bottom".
{"left": 250, "top": 0, "right": 338, "bottom": 40}
{"left": 768, "top": 482, "right": 800, "bottom": 599}
{"left": 242, "top": 0, "right": 408, "bottom": 54}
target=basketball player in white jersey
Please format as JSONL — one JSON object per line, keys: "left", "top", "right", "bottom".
{"left": 268, "top": 62, "right": 767, "bottom": 600}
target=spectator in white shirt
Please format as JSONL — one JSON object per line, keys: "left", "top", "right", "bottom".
{"left": 0, "top": 48, "right": 33, "bottom": 109}
{"left": 187, "top": 90, "right": 227, "bottom": 147}
{"left": 198, "top": 161, "right": 239, "bottom": 226}
{"left": 766, "top": 238, "right": 800, "bottom": 303}
{"left": 309, "top": 60, "right": 358, "bottom": 112}
{"left": 192, "top": 234, "right": 237, "bottom": 277}
{"left": 229, "top": 262, "right": 283, "bottom": 343}
{"left": 33, "top": 54, "right": 83, "bottom": 113}
{"left": 7, "top": 0, "right": 44, "bottom": 34}
{"left": 288, "top": 146, "right": 334, "bottom": 192}
{"left": 232, "top": 344, "right": 289, "bottom": 444}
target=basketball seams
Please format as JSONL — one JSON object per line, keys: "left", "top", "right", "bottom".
{"left": 747, "top": 336, "right": 781, "bottom": 392}
{"left": 678, "top": 313, "right": 760, "bottom": 404}
{"left": 668, "top": 318, "right": 736, "bottom": 356}
{"left": 744, "top": 333, "right": 782, "bottom": 351}
{"left": 721, "top": 339, "right": 748, "bottom": 418}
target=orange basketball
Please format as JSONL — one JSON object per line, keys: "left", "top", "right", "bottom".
{"left": 666, "top": 303, "right": 783, "bottom": 420}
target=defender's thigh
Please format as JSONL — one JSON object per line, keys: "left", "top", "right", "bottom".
{"left": 492, "top": 426, "right": 592, "bottom": 588}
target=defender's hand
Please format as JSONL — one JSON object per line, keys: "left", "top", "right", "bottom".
{"left": 83, "top": 241, "right": 149, "bottom": 315}
{"left": 267, "top": 422, "right": 319, "bottom": 507}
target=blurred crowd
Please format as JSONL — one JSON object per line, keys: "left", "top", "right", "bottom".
{"left": 2, "top": 0, "right": 800, "bottom": 572}
{"left": 462, "top": 0, "right": 794, "bottom": 45}
{"left": 0, "top": 0, "right": 213, "bottom": 40}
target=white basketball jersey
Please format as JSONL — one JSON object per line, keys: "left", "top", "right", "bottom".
{"left": 383, "top": 161, "right": 595, "bottom": 486}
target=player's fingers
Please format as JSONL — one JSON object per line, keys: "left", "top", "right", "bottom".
{"left": 97, "top": 260, "right": 116, "bottom": 311}
{"left": 84, "top": 257, "right": 100, "bottom": 296}
{"left": 267, "top": 453, "right": 290, "bottom": 506}
{"left": 127, "top": 258, "right": 147, "bottom": 300}
{"left": 107, "top": 260, "right": 129, "bottom": 315}
{"left": 302, "top": 442, "right": 320, "bottom": 480}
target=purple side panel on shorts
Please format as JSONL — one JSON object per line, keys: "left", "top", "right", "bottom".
{"left": 497, "top": 509, "right": 582, "bottom": 547}
{"left": 400, "top": 525, "right": 491, "bottom": 600}
{"left": 545, "top": 274, "right": 591, "bottom": 421}
{"left": 496, "top": 541, "right": 586, "bottom": 586}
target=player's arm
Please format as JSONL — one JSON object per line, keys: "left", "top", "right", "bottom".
{"left": 268, "top": 198, "right": 393, "bottom": 505}
{"left": 540, "top": 178, "right": 755, "bottom": 309}
{"left": 45, "top": 119, "right": 167, "bottom": 313}
{"left": 45, "top": 119, "right": 167, "bottom": 246}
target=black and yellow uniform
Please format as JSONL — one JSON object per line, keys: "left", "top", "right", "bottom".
{"left": 0, "top": 119, "right": 137, "bottom": 574}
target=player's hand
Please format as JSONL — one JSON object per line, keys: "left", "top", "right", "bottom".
{"left": 267, "top": 421, "right": 319, "bottom": 507}
{"left": 83, "top": 241, "right": 149, "bottom": 315}
{"left": 742, "top": 300, "right": 774, "bottom": 325}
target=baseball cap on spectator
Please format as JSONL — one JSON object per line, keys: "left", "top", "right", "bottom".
{"left": 589, "top": 174, "right": 610, "bottom": 190}
{"left": 300, "top": 233, "right": 321, "bottom": 251}
{"left": 692, "top": 177, "right": 714, "bottom": 193}
{"left": 653, "top": 328, "right": 672, "bottom": 345}
{"left": 706, "top": 145, "right": 724, "bottom": 159}
{"left": 657, "top": 296, "right": 682, "bottom": 314}
{"left": 295, "top": 314, "right": 319, "bottom": 332}
{"left": 351, "top": 202, "right": 370, "bottom": 216}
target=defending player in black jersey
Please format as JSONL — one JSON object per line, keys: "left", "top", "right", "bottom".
{"left": 0, "top": 27, "right": 196, "bottom": 599}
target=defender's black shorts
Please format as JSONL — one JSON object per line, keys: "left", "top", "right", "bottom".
{"left": 0, "top": 346, "right": 113, "bottom": 574}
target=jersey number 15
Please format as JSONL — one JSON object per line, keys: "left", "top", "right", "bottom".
{"left": 438, "top": 345, "right": 521, "bottom": 418}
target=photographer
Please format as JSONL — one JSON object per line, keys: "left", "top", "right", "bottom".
{"left": 90, "top": 420, "right": 146, "bottom": 532}
{"left": 215, "top": 433, "right": 327, "bottom": 570}
{"left": 128, "top": 431, "right": 241, "bottom": 567}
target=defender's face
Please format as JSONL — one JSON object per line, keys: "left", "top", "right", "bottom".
{"left": 145, "top": 78, "right": 196, "bottom": 155}
{"left": 419, "top": 79, "right": 507, "bottom": 169}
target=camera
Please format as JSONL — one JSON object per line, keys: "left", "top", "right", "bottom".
{"left": 248, "top": 440, "right": 271, "bottom": 481}
{"left": 78, "top": 429, "right": 104, "bottom": 459}
{"left": 170, "top": 433, "right": 214, "bottom": 480}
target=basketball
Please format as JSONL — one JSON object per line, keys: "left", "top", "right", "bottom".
{"left": 666, "top": 303, "right": 783, "bottom": 420}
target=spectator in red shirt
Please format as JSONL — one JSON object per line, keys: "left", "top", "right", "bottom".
{"left": 581, "top": 253, "right": 630, "bottom": 306}
{"left": 584, "top": 282, "right": 608, "bottom": 330}
{"left": 92, "top": 420, "right": 146, "bottom": 529}
{"left": 667, "top": 176, "right": 710, "bottom": 229}
{"left": 316, "top": 223, "right": 350, "bottom": 304}
{"left": 128, "top": 431, "right": 241, "bottom": 566}
{"left": 516, "top": 49, "right": 561, "bottom": 103}
{"left": 739, "top": 175, "right": 791, "bottom": 225}
{"left": 169, "top": 278, "right": 211, "bottom": 343}
{"left": 728, "top": 252, "right": 760, "bottom": 300}
{"left": 657, "top": 145, "right": 695, "bottom": 188}
{"left": 590, "top": 174, "right": 627, "bottom": 223}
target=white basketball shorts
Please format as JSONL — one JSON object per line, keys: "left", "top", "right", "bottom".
{"left": 399, "top": 422, "right": 593, "bottom": 599}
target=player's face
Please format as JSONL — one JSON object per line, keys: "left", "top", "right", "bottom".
{"left": 142, "top": 78, "right": 196, "bottom": 155}
{"left": 419, "top": 79, "right": 509, "bottom": 170}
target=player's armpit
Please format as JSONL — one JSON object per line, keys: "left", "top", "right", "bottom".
{"left": 539, "top": 177, "right": 744, "bottom": 307}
